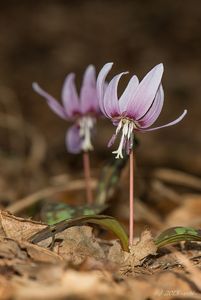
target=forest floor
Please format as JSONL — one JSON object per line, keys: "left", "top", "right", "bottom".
{"left": 0, "top": 1, "right": 201, "bottom": 299}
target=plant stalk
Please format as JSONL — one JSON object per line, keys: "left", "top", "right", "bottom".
{"left": 83, "top": 151, "right": 93, "bottom": 204}
{"left": 129, "top": 150, "right": 134, "bottom": 246}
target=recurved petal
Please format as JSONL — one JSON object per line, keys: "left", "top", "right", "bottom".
{"left": 103, "top": 72, "right": 127, "bottom": 118}
{"left": 65, "top": 125, "right": 82, "bottom": 154}
{"left": 139, "top": 109, "right": 187, "bottom": 132}
{"left": 119, "top": 74, "right": 139, "bottom": 114}
{"left": 61, "top": 73, "right": 80, "bottom": 117}
{"left": 96, "top": 62, "right": 113, "bottom": 117}
{"left": 126, "top": 63, "right": 164, "bottom": 120}
{"left": 138, "top": 84, "right": 164, "bottom": 128}
{"left": 32, "top": 82, "right": 67, "bottom": 120}
{"left": 80, "top": 65, "right": 100, "bottom": 114}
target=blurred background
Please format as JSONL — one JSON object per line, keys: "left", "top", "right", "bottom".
{"left": 0, "top": 0, "right": 200, "bottom": 213}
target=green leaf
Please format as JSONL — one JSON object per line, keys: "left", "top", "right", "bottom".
{"left": 38, "top": 154, "right": 130, "bottom": 224}
{"left": 155, "top": 226, "right": 201, "bottom": 248}
{"left": 41, "top": 202, "right": 107, "bottom": 225}
{"left": 95, "top": 156, "right": 128, "bottom": 205}
{"left": 29, "top": 214, "right": 129, "bottom": 252}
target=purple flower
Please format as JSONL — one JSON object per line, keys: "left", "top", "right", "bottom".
{"left": 97, "top": 63, "right": 187, "bottom": 159}
{"left": 33, "top": 65, "right": 100, "bottom": 154}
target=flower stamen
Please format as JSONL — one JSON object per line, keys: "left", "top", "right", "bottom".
{"left": 79, "top": 116, "right": 95, "bottom": 152}
{"left": 112, "top": 119, "right": 135, "bottom": 159}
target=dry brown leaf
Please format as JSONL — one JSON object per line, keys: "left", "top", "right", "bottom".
{"left": 12, "top": 268, "right": 196, "bottom": 300}
{"left": 14, "top": 263, "right": 66, "bottom": 284}
{"left": 150, "top": 271, "right": 198, "bottom": 299}
{"left": 0, "top": 237, "right": 27, "bottom": 260}
{"left": 126, "top": 278, "right": 156, "bottom": 300}
{"left": 108, "top": 240, "right": 124, "bottom": 265}
{"left": 165, "top": 194, "right": 201, "bottom": 227}
{"left": 125, "top": 270, "right": 201, "bottom": 300}
{"left": 175, "top": 251, "right": 201, "bottom": 291}
{"left": 0, "top": 210, "right": 46, "bottom": 241}
{"left": 0, "top": 237, "right": 62, "bottom": 265}
{"left": 153, "top": 168, "right": 201, "bottom": 191}
{"left": 148, "top": 180, "right": 181, "bottom": 214}
{"left": 122, "top": 230, "right": 157, "bottom": 272}
{"left": 78, "top": 256, "right": 108, "bottom": 272}
{"left": 21, "top": 241, "right": 62, "bottom": 263}
{"left": 0, "top": 275, "right": 13, "bottom": 300}
{"left": 12, "top": 270, "right": 124, "bottom": 300}
{"left": 52, "top": 226, "right": 105, "bottom": 265}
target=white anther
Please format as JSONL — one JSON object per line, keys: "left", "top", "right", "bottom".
{"left": 112, "top": 119, "right": 135, "bottom": 159}
{"left": 79, "top": 116, "right": 95, "bottom": 152}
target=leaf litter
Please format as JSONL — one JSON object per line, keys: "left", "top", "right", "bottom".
{"left": 0, "top": 207, "right": 201, "bottom": 300}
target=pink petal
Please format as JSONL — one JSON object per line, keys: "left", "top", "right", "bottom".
{"left": 139, "top": 109, "right": 187, "bottom": 132}
{"left": 80, "top": 65, "right": 100, "bottom": 114}
{"left": 126, "top": 63, "right": 164, "bottom": 120}
{"left": 61, "top": 73, "right": 80, "bottom": 117}
{"left": 96, "top": 62, "right": 113, "bottom": 117}
{"left": 65, "top": 125, "right": 82, "bottom": 154}
{"left": 138, "top": 84, "right": 164, "bottom": 128}
{"left": 119, "top": 74, "right": 139, "bottom": 114}
{"left": 103, "top": 72, "right": 127, "bottom": 118}
{"left": 32, "top": 82, "right": 67, "bottom": 120}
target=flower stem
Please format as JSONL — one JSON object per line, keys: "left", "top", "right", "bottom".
{"left": 129, "top": 150, "right": 134, "bottom": 246}
{"left": 83, "top": 151, "right": 93, "bottom": 205}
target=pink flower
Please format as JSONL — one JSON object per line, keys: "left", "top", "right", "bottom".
{"left": 97, "top": 63, "right": 187, "bottom": 159}
{"left": 33, "top": 65, "right": 100, "bottom": 154}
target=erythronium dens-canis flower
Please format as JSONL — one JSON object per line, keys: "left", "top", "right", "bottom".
{"left": 33, "top": 65, "right": 100, "bottom": 204}
{"left": 97, "top": 62, "right": 187, "bottom": 246}
{"left": 33, "top": 65, "right": 100, "bottom": 154}
{"left": 97, "top": 62, "right": 187, "bottom": 159}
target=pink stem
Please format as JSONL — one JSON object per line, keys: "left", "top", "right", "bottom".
{"left": 83, "top": 151, "right": 93, "bottom": 205}
{"left": 129, "top": 150, "right": 134, "bottom": 246}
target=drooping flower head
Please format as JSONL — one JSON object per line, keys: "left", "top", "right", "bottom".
{"left": 33, "top": 65, "right": 100, "bottom": 154}
{"left": 97, "top": 63, "right": 187, "bottom": 159}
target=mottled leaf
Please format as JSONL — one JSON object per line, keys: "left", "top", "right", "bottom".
{"left": 155, "top": 226, "right": 201, "bottom": 248}
{"left": 29, "top": 215, "right": 129, "bottom": 252}
{"left": 41, "top": 202, "right": 107, "bottom": 225}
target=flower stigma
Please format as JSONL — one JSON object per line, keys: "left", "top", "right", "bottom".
{"left": 112, "top": 118, "right": 135, "bottom": 159}
{"left": 79, "top": 116, "right": 96, "bottom": 152}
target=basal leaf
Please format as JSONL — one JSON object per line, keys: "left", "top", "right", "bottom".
{"left": 155, "top": 226, "right": 201, "bottom": 248}
{"left": 29, "top": 214, "right": 129, "bottom": 252}
{"left": 41, "top": 202, "right": 107, "bottom": 225}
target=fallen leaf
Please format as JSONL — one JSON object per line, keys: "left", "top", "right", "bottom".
{"left": 0, "top": 275, "right": 13, "bottom": 300}
{"left": 153, "top": 168, "right": 201, "bottom": 191}
{"left": 107, "top": 241, "right": 125, "bottom": 265}
{"left": 122, "top": 230, "right": 157, "bottom": 271}
{"left": 165, "top": 194, "right": 201, "bottom": 227}
{"left": 52, "top": 226, "right": 105, "bottom": 265}
{"left": 12, "top": 270, "right": 125, "bottom": 300}
{"left": 0, "top": 210, "right": 46, "bottom": 241}
{"left": 0, "top": 237, "right": 27, "bottom": 260}
{"left": 21, "top": 241, "right": 62, "bottom": 263}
